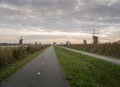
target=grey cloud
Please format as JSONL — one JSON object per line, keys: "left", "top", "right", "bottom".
{"left": 0, "top": 0, "right": 120, "bottom": 43}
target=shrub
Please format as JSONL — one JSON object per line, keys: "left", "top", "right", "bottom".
{"left": 63, "top": 43, "right": 120, "bottom": 58}
{"left": 0, "top": 45, "right": 49, "bottom": 67}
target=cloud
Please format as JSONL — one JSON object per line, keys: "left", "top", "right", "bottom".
{"left": 0, "top": 0, "right": 120, "bottom": 43}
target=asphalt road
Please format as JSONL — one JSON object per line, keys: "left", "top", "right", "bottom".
{"left": 61, "top": 46, "right": 120, "bottom": 65}
{"left": 0, "top": 46, "right": 69, "bottom": 87}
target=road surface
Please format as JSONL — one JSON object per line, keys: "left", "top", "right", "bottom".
{"left": 61, "top": 46, "right": 120, "bottom": 65}
{"left": 0, "top": 46, "right": 69, "bottom": 87}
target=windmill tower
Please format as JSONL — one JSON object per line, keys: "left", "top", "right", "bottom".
{"left": 83, "top": 39, "right": 87, "bottom": 44}
{"left": 93, "top": 29, "right": 99, "bottom": 44}
{"left": 19, "top": 36, "right": 23, "bottom": 45}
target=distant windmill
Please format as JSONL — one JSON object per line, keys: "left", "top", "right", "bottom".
{"left": 19, "top": 36, "right": 23, "bottom": 45}
{"left": 92, "top": 29, "right": 99, "bottom": 44}
{"left": 83, "top": 39, "right": 87, "bottom": 44}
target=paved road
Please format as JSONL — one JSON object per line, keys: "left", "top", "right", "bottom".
{"left": 0, "top": 46, "right": 69, "bottom": 87}
{"left": 61, "top": 46, "right": 120, "bottom": 65}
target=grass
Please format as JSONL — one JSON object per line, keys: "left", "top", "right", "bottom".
{"left": 54, "top": 46, "right": 120, "bottom": 87}
{"left": 0, "top": 47, "right": 46, "bottom": 83}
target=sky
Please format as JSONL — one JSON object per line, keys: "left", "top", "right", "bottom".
{"left": 0, "top": 0, "right": 120, "bottom": 44}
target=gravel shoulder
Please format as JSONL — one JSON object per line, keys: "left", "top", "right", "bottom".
{"left": 61, "top": 46, "right": 120, "bottom": 65}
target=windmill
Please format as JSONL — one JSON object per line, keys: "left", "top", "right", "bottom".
{"left": 19, "top": 36, "right": 23, "bottom": 45}
{"left": 83, "top": 39, "right": 87, "bottom": 44}
{"left": 92, "top": 29, "right": 99, "bottom": 44}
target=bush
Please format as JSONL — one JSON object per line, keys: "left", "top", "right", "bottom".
{"left": 0, "top": 45, "right": 49, "bottom": 67}
{"left": 63, "top": 43, "right": 120, "bottom": 58}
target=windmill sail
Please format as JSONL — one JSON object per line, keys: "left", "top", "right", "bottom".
{"left": 93, "top": 29, "right": 95, "bottom": 36}
{"left": 19, "top": 36, "right": 23, "bottom": 44}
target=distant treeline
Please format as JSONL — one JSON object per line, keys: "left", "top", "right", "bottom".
{"left": 62, "top": 43, "right": 120, "bottom": 58}
{"left": 0, "top": 43, "right": 42, "bottom": 46}
{"left": 0, "top": 43, "right": 51, "bottom": 48}
{"left": 0, "top": 43, "right": 22, "bottom": 46}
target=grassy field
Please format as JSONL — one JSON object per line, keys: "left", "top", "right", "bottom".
{"left": 0, "top": 46, "right": 48, "bottom": 83}
{"left": 62, "top": 43, "right": 120, "bottom": 59}
{"left": 54, "top": 46, "right": 120, "bottom": 87}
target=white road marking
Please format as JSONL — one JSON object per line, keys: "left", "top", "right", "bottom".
{"left": 37, "top": 72, "right": 41, "bottom": 75}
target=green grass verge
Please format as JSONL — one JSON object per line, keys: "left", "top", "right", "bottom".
{"left": 54, "top": 46, "right": 120, "bottom": 87}
{"left": 0, "top": 48, "right": 46, "bottom": 83}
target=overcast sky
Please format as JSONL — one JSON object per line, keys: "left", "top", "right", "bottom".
{"left": 0, "top": 0, "right": 120, "bottom": 44}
